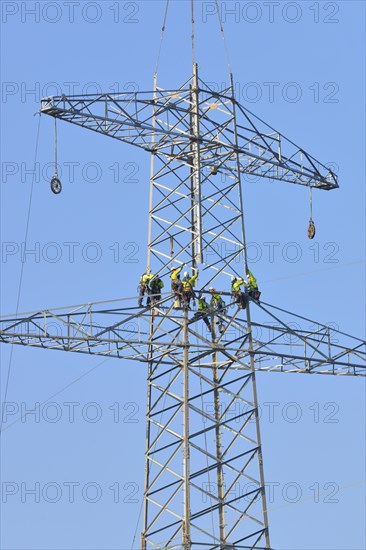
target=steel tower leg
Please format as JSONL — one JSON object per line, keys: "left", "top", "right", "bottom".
{"left": 230, "top": 73, "right": 271, "bottom": 549}
{"left": 183, "top": 307, "right": 191, "bottom": 549}
{"left": 212, "top": 319, "right": 227, "bottom": 548}
{"left": 141, "top": 314, "right": 154, "bottom": 550}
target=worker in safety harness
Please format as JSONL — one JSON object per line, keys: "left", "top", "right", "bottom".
{"left": 181, "top": 270, "right": 198, "bottom": 308}
{"left": 149, "top": 275, "right": 164, "bottom": 305}
{"left": 246, "top": 269, "right": 261, "bottom": 300}
{"left": 170, "top": 266, "right": 183, "bottom": 294}
{"left": 209, "top": 287, "right": 225, "bottom": 333}
{"left": 231, "top": 276, "right": 248, "bottom": 309}
{"left": 138, "top": 271, "right": 153, "bottom": 307}
{"left": 191, "top": 294, "right": 212, "bottom": 332}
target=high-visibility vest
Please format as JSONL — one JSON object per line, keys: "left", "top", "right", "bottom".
{"left": 198, "top": 298, "right": 209, "bottom": 312}
{"left": 171, "top": 267, "right": 183, "bottom": 281}
{"left": 182, "top": 280, "right": 193, "bottom": 291}
{"left": 211, "top": 293, "right": 222, "bottom": 305}
{"left": 140, "top": 273, "right": 153, "bottom": 286}
{"left": 232, "top": 278, "right": 246, "bottom": 292}
{"left": 182, "top": 273, "right": 198, "bottom": 291}
{"left": 151, "top": 278, "right": 164, "bottom": 291}
{"left": 247, "top": 270, "right": 257, "bottom": 289}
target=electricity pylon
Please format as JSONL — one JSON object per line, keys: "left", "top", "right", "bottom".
{"left": 1, "top": 40, "right": 365, "bottom": 550}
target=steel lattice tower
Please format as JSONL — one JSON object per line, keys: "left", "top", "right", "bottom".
{"left": 1, "top": 5, "right": 365, "bottom": 550}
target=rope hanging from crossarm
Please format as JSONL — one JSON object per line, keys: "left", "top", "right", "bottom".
{"left": 50, "top": 117, "right": 62, "bottom": 194}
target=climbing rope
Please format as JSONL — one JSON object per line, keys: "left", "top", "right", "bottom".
{"left": 154, "top": 0, "right": 170, "bottom": 77}
{"left": 191, "top": 0, "right": 195, "bottom": 67}
{"left": 155, "top": 0, "right": 232, "bottom": 82}
{"left": 54, "top": 116, "right": 58, "bottom": 170}
{"left": 0, "top": 114, "right": 42, "bottom": 431}
{"left": 214, "top": 0, "right": 233, "bottom": 77}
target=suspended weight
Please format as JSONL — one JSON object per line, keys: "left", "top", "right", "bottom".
{"left": 308, "top": 219, "right": 316, "bottom": 239}
{"left": 50, "top": 176, "right": 62, "bottom": 194}
{"left": 307, "top": 187, "right": 316, "bottom": 238}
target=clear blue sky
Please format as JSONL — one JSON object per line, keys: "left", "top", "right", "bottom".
{"left": 1, "top": 1, "right": 365, "bottom": 549}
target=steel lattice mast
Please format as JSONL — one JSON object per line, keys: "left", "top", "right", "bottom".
{"left": 1, "top": 13, "right": 364, "bottom": 550}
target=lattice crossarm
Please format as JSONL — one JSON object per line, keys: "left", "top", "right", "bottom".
{"left": 1, "top": 300, "right": 365, "bottom": 377}
{"left": 232, "top": 100, "right": 338, "bottom": 189}
{"left": 40, "top": 86, "right": 195, "bottom": 153}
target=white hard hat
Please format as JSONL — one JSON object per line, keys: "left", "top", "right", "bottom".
{"left": 231, "top": 276, "right": 236, "bottom": 282}
{"left": 209, "top": 287, "right": 215, "bottom": 291}
{"left": 184, "top": 271, "right": 189, "bottom": 277}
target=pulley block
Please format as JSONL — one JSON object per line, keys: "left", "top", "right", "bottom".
{"left": 50, "top": 176, "right": 62, "bottom": 194}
